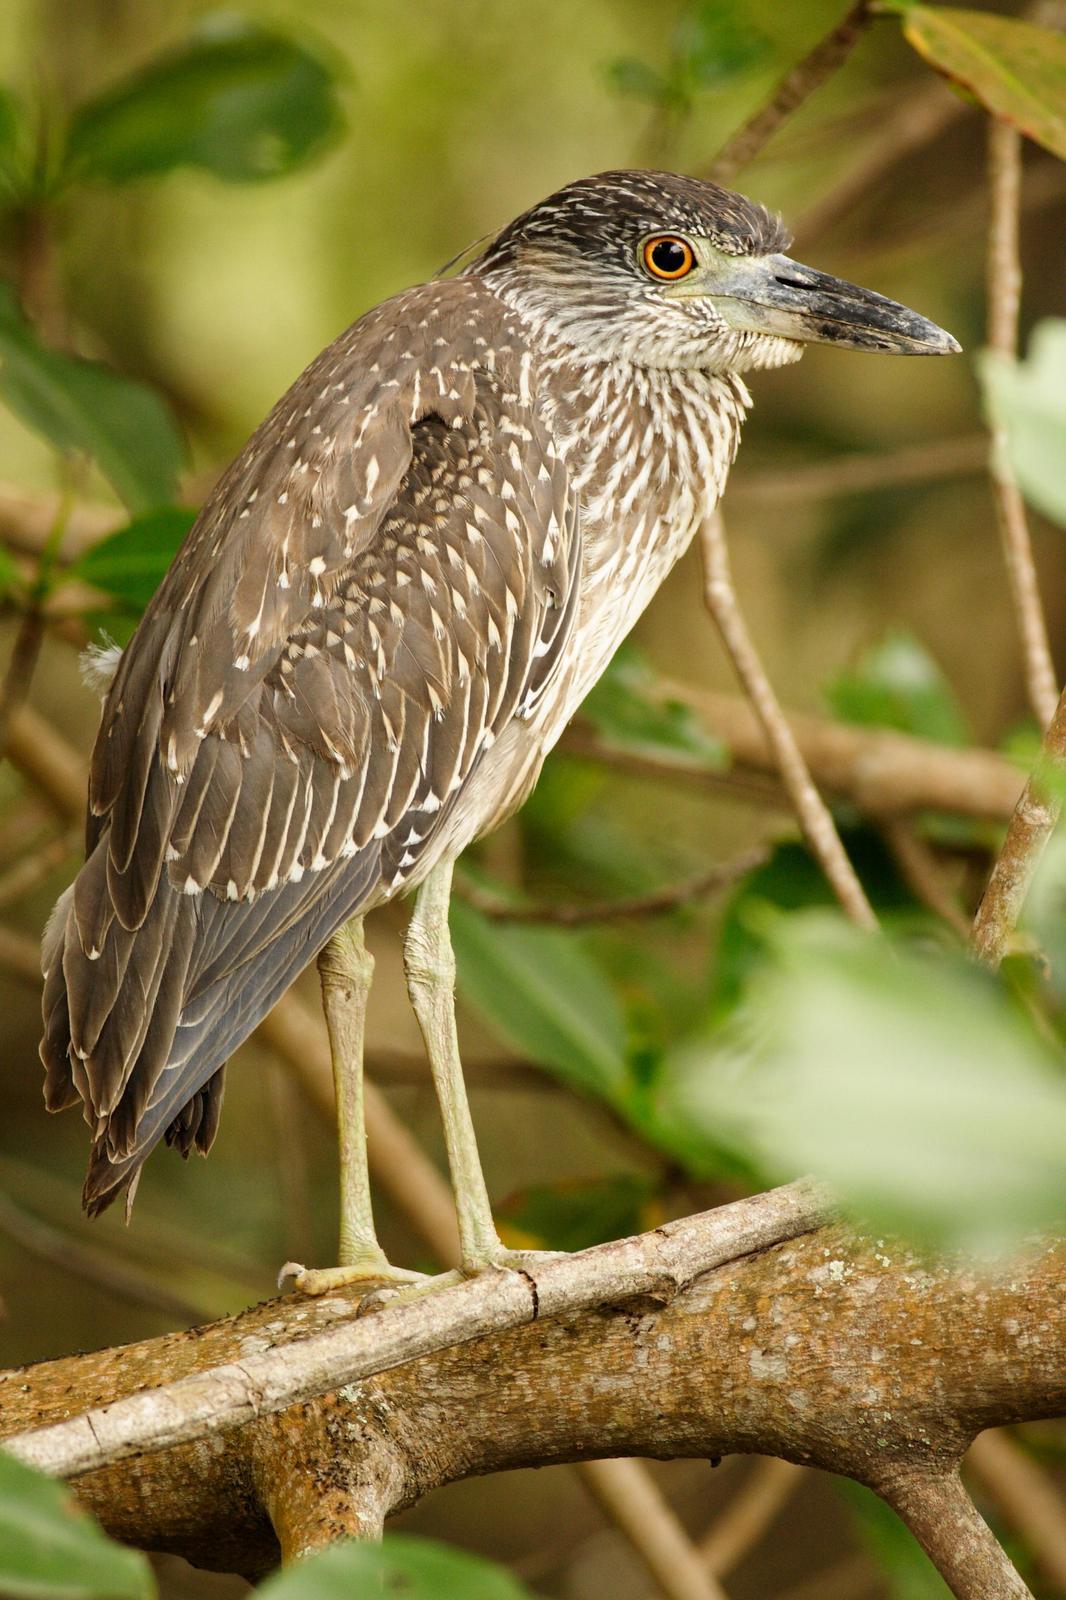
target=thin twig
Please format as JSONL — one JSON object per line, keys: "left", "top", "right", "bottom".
{"left": 699, "top": 1458, "right": 803, "bottom": 1578}
{"left": 565, "top": 695, "right": 1024, "bottom": 822}
{"left": 985, "top": 117, "right": 1058, "bottom": 729}
{"left": 703, "top": 3, "right": 874, "bottom": 186}
{"left": 3, "top": 1180, "right": 829, "bottom": 1480}
{"left": 967, "top": 1431, "right": 1066, "bottom": 1593}
{"left": 0, "top": 825, "right": 79, "bottom": 910}
{"left": 454, "top": 845, "right": 769, "bottom": 927}
{"left": 972, "top": 687, "right": 1066, "bottom": 967}
{"left": 699, "top": 513, "right": 876, "bottom": 929}
{"left": 580, "top": 1459, "right": 730, "bottom": 1600}
{"left": 0, "top": 1190, "right": 211, "bottom": 1325}
{"left": 729, "top": 435, "right": 986, "bottom": 506}
{"left": 0, "top": 607, "right": 46, "bottom": 762}
{"left": 792, "top": 80, "right": 963, "bottom": 244}
{"left": 6, "top": 703, "right": 87, "bottom": 818}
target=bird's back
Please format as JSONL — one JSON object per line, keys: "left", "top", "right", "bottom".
{"left": 41, "top": 274, "right": 584, "bottom": 1215}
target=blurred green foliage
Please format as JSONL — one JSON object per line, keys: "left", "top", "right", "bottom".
{"left": 256, "top": 1535, "right": 541, "bottom": 1599}
{"left": 62, "top": 16, "right": 346, "bottom": 188}
{"left": 982, "top": 319, "right": 1066, "bottom": 526}
{"left": 0, "top": 1454, "right": 153, "bottom": 1600}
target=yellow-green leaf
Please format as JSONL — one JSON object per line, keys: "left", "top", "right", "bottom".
{"left": 889, "top": 5, "right": 1066, "bottom": 161}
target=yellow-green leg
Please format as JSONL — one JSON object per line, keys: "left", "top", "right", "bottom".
{"left": 403, "top": 858, "right": 559, "bottom": 1276}
{"left": 281, "top": 918, "right": 429, "bottom": 1296}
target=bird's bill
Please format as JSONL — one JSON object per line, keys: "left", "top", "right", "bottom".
{"left": 669, "top": 249, "right": 961, "bottom": 356}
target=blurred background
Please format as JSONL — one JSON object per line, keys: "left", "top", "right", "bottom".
{"left": 1, "top": 1, "right": 1065, "bottom": 1596}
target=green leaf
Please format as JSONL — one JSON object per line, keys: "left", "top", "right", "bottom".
{"left": 839, "top": 1482, "right": 954, "bottom": 1600}
{"left": 0, "top": 86, "right": 31, "bottom": 202}
{"left": 0, "top": 1451, "right": 153, "bottom": 1600}
{"left": 0, "top": 541, "right": 26, "bottom": 600}
{"left": 0, "top": 284, "right": 184, "bottom": 510}
{"left": 71, "top": 506, "right": 195, "bottom": 611}
{"left": 686, "top": 913, "right": 1066, "bottom": 1246}
{"left": 888, "top": 5, "right": 1066, "bottom": 162}
{"left": 709, "top": 832, "right": 915, "bottom": 1022}
{"left": 582, "top": 646, "right": 725, "bottom": 768}
{"left": 980, "top": 321, "right": 1066, "bottom": 527}
{"left": 451, "top": 899, "right": 630, "bottom": 1105}
{"left": 604, "top": 57, "right": 674, "bottom": 106}
{"left": 497, "top": 1174, "right": 657, "bottom": 1252}
{"left": 64, "top": 14, "right": 346, "bottom": 186}
{"left": 256, "top": 1534, "right": 539, "bottom": 1600}
{"left": 674, "top": 0, "right": 773, "bottom": 89}
{"left": 825, "top": 630, "right": 970, "bottom": 746}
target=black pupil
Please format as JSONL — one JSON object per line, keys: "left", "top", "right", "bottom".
{"left": 651, "top": 238, "right": 687, "bottom": 275}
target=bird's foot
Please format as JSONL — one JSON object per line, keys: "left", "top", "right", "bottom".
{"left": 278, "top": 1248, "right": 433, "bottom": 1298}
{"left": 463, "top": 1243, "right": 567, "bottom": 1276}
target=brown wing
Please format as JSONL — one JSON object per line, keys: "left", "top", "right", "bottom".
{"left": 41, "top": 276, "right": 583, "bottom": 1214}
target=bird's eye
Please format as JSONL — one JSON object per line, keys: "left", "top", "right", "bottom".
{"left": 642, "top": 235, "right": 695, "bottom": 281}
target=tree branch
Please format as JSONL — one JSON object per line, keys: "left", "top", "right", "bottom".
{"left": 4, "top": 1181, "right": 828, "bottom": 1481}
{"left": 579, "top": 1459, "right": 729, "bottom": 1600}
{"left": 453, "top": 844, "right": 770, "bottom": 926}
{"left": 985, "top": 117, "right": 1058, "bottom": 730}
{"left": 703, "top": 3, "right": 874, "bottom": 186}
{"left": 1, "top": 1218, "right": 1059, "bottom": 1591}
{"left": 972, "top": 686, "right": 1066, "bottom": 966}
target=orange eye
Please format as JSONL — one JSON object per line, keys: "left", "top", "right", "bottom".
{"left": 642, "top": 235, "right": 695, "bottom": 281}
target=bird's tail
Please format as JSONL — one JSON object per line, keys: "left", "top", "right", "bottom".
{"left": 42, "top": 836, "right": 383, "bottom": 1218}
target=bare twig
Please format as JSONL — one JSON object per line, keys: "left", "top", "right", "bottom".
{"left": 967, "top": 1430, "right": 1066, "bottom": 1593}
{"left": 6, "top": 704, "right": 87, "bottom": 818}
{"left": 455, "top": 845, "right": 769, "bottom": 927}
{"left": 972, "top": 687, "right": 1066, "bottom": 966}
{"left": 985, "top": 117, "right": 1058, "bottom": 729}
{"left": 3, "top": 1180, "right": 829, "bottom": 1480}
{"left": 0, "top": 607, "right": 46, "bottom": 762}
{"left": 0, "top": 484, "right": 119, "bottom": 561}
{"left": 729, "top": 435, "right": 986, "bottom": 506}
{"left": 883, "top": 1471, "right": 1034, "bottom": 1600}
{"left": 581, "top": 1459, "right": 730, "bottom": 1600}
{"left": 699, "top": 514, "right": 876, "bottom": 929}
{"left": 0, "top": 825, "right": 79, "bottom": 910}
{"left": 704, "top": 3, "right": 874, "bottom": 186}
{"left": 565, "top": 693, "right": 1024, "bottom": 823}
{"left": 699, "top": 1458, "right": 803, "bottom": 1578}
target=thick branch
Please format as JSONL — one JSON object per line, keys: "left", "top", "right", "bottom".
{"left": 4, "top": 1181, "right": 827, "bottom": 1481}
{"left": 1, "top": 1222, "right": 1060, "bottom": 1583}
{"left": 883, "top": 1471, "right": 1033, "bottom": 1600}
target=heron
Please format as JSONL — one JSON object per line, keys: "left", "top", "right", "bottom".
{"left": 41, "top": 170, "right": 959, "bottom": 1295}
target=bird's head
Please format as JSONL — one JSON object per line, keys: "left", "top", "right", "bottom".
{"left": 476, "top": 169, "right": 960, "bottom": 373}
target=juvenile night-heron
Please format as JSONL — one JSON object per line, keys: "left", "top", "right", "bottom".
{"left": 41, "top": 170, "right": 958, "bottom": 1293}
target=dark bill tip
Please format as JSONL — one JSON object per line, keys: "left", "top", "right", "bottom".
{"left": 712, "top": 253, "right": 962, "bottom": 357}
{"left": 759, "top": 257, "right": 961, "bottom": 356}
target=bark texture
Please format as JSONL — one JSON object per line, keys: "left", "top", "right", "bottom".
{"left": 2, "top": 1223, "right": 1062, "bottom": 1582}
